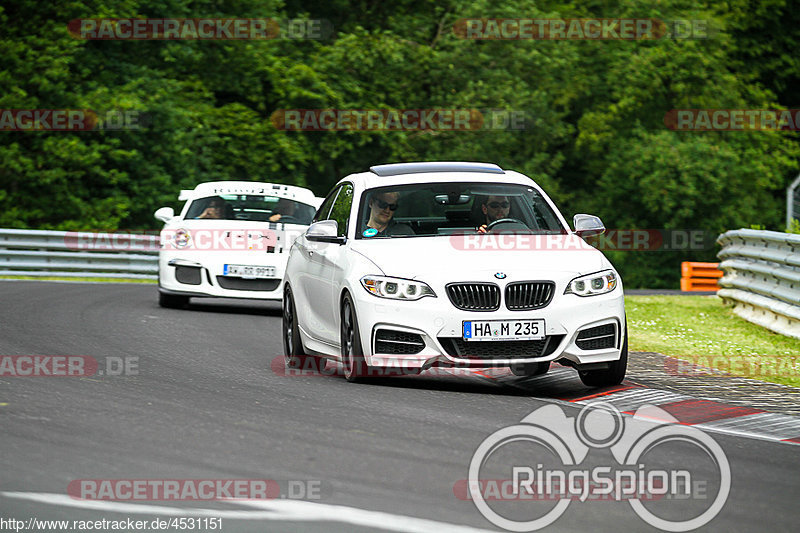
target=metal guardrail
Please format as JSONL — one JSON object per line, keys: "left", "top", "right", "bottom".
{"left": 787, "top": 173, "right": 800, "bottom": 230}
{"left": 717, "top": 228, "right": 800, "bottom": 339}
{"left": 0, "top": 229, "right": 158, "bottom": 279}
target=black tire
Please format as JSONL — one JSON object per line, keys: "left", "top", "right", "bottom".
{"left": 283, "top": 285, "right": 319, "bottom": 370}
{"left": 159, "top": 292, "right": 188, "bottom": 309}
{"left": 341, "top": 293, "right": 370, "bottom": 382}
{"left": 510, "top": 361, "right": 550, "bottom": 377}
{"left": 578, "top": 321, "right": 628, "bottom": 387}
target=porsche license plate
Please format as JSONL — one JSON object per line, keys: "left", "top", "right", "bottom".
{"left": 223, "top": 264, "right": 276, "bottom": 279}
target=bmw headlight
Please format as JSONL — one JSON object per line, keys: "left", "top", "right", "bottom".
{"left": 564, "top": 270, "right": 618, "bottom": 297}
{"left": 360, "top": 275, "right": 436, "bottom": 300}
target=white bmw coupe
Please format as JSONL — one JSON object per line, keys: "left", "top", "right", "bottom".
{"left": 282, "top": 162, "right": 627, "bottom": 387}
{"left": 155, "top": 181, "right": 321, "bottom": 308}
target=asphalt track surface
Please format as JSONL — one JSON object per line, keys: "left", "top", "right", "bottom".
{"left": 1, "top": 280, "right": 798, "bottom": 532}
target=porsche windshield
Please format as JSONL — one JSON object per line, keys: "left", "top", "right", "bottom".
{"left": 185, "top": 194, "right": 315, "bottom": 224}
{"left": 356, "top": 183, "right": 566, "bottom": 238}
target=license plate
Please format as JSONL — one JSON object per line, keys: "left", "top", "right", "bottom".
{"left": 463, "top": 319, "right": 545, "bottom": 341}
{"left": 223, "top": 264, "right": 276, "bottom": 279}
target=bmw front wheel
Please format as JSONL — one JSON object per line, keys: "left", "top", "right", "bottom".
{"left": 578, "top": 320, "right": 628, "bottom": 387}
{"left": 341, "top": 293, "right": 370, "bottom": 382}
{"left": 283, "top": 285, "right": 319, "bottom": 371}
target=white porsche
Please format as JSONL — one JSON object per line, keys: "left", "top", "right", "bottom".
{"left": 282, "top": 162, "right": 627, "bottom": 387}
{"left": 155, "top": 181, "right": 321, "bottom": 308}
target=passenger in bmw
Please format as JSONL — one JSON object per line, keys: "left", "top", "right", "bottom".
{"left": 365, "top": 191, "right": 414, "bottom": 237}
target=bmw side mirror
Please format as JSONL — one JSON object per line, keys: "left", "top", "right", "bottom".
{"left": 154, "top": 207, "right": 175, "bottom": 223}
{"left": 306, "top": 220, "right": 346, "bottom": 244}
{"left": 573, "top": 214, "right": 605, "bottom": 237}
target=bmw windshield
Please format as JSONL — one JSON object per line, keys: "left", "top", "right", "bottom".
{"left": 356, "top": 183, "right": 567, "bottom": 238}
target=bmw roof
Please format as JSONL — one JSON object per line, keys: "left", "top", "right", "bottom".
{"left": 340, "top": 162, "right": 538, "bottom": 191}
{"left": 370, "top": 162, "right": 504, "bottom": 176}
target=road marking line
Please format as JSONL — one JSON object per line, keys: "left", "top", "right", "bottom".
{"left": 0, "top": 492, "right": 493, "bottom": 533}
{"left": 0, "top": 492, "right": 274, "bottom": 519}
{"left": 235, "top": 498, "right": 494, "bottom": 532}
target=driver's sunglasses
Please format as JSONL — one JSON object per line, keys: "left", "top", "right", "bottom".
{"left": 487, "top": 201, "right": 510, "bottom": 209}
{"left": 376, "top": 200, "right": 399, "bottom": 211}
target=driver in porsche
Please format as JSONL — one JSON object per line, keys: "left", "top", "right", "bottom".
{"left": 269, "top": 198, "right": 296, "bottom": 222}
{"left": 477, "top": 195, "right": 511, "bottom": 234}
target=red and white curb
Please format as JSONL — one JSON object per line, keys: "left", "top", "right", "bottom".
{"left": 563, "top": 385, "right": 800, "bottom": 446}
{"left": 458, "top": 364, "right": 800, "bottom": 446}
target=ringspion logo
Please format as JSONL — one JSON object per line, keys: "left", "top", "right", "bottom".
{"left": 464, "top": 402, "right": 730, "bottom": 531}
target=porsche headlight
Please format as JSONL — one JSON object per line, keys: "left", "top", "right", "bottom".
{"left": 564, "top": 270, "right": 618, "bottom": 297}
{"left": 360, "top": 275, "right": 436, "bottom": 300}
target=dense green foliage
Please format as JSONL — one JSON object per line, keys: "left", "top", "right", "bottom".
{"left": 1, "top": 0, "right": 798, "bottom": 287}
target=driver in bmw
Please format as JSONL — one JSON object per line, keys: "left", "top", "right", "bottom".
{"left": 477, "top": 195, "right": 511, "bottom": 233}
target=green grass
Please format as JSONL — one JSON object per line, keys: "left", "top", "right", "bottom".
{"left": 626, "top": 295, "right": 800, "bottom": 387}
{"left": 0, "top": 275, "right": 156, "bottom": 283}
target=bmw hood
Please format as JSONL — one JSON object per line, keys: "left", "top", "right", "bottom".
{"left": 350, "top": 234, "right": 609, "bottom": 283}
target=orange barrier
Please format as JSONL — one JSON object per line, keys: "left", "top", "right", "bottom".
{"left": 680, "top": 261, "right": 722, "bottom": 292}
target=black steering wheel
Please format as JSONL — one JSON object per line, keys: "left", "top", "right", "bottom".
{"left": 486, "top": 218, "right": 527, "bottom": 231}
{"left": 274, "top": 215, "right": 299, "bottom": 224}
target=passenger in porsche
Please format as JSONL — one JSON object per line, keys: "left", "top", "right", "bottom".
{"left": 195, "top": 197, "right": 226, "bottom": 219}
